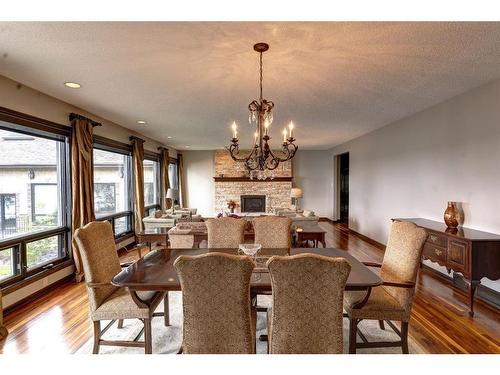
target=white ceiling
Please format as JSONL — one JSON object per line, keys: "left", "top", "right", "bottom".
{"left": 1, "top": 22, "right": 500, "bottom": 150}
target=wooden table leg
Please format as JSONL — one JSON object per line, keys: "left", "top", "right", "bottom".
{"left": 469, "top": 280, "right": 480, "bottom": 317}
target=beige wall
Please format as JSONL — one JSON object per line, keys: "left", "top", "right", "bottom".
{"left": 331, "top": 78, "right": 500, "bottom": 292}
{"left": 293, "top": 150, "right": 334, "bottom": 219}
{"left": 0, "top": 74, "right": 177, "bottom": 308}
{"left": 0, "top": 74, "right": 176, "bottom": 156}
{"left": 183, "top": 151, "right": 215, "bottom": 217}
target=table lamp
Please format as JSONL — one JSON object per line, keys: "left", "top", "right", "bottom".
{"left": 166, "top": 188, "right": 179, "bottom": 213}
{"left": 290, "top": 187, "right": 303, "bottom": 211}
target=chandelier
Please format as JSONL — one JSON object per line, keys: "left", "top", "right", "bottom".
{"left": 227, "top": 42, "right": 298, "bottom": 180}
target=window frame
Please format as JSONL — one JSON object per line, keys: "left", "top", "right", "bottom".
{"left": 0, "top": 108, "right": 72, "bottom": 289}
{"left": 92, "top": 140, "right": 134, "bottom": 240}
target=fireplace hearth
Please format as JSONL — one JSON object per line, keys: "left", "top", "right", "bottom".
{"left": 241, "top": 195, "right": 266, "bottom": 213}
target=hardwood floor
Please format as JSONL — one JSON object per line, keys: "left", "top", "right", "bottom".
{"left": 1, "top": 222, "right": 499, "bottom": 354}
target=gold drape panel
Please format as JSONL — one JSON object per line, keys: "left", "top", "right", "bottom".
{"left": 71, "top": 118, "right": 96, "bottom": 282}
{"left": 178, "top": 153, "right": 186, "bottom": 208}
{"left": 159, "top": 147, "right": 170, "bottom": 210}
{"left": 132, "top": 138, "right": 145, "bottom": 233}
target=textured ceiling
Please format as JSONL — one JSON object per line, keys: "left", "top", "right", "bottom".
{"left": 1, "top": 22, "right": 500, "bottom": 150}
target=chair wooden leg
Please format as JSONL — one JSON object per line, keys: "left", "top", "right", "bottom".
{"left": 348, "top": 319, "right": 358, "bottom": 354}
{"left": 401, "top": 321, "right": 409, "bottom": 354}
{"left": 117, "top": 319, "right": 124, "bottom": 329}
{"left": 92, "top": 321, "right": 101, "bottom": 354}
{"left": 164, "top": 292, "right": 170, "bottom": 326}
{"left": 378, "top": 320, "right": 385, "bottom": 330}
{"left": 144, "top": 318, "right": 152, "bottom": 354}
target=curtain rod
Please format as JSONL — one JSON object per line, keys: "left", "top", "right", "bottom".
{"left": 69, "top": 113, "right": 102, "bottom": 127}
{"left": 129, "top": 135, "right": 145, "bottom": 143}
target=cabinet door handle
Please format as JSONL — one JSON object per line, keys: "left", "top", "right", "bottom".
{"left": 434, "top": 248, "right": 443, "bottom": 256}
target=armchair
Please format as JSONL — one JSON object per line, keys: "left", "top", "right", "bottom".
{"left": 74, "top": 221, "right": 169, "bottom": 354}
{"left": 343, "top": 221, "right": 427, "bottom": 353}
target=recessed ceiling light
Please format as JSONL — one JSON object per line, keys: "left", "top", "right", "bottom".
{"left": 167, "top": 136, "right": 172, "bottom": 139}
{"left": 185, "top": 146, "right": 190, "bottom": 148}
{"left": 64, "top": 82, "right": 81, "bottom": 89}
{"left": 137, "top": 120, "right": 146, "bottom": 125}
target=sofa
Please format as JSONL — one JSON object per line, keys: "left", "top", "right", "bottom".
{"left": 275, "top": 208, "right": 320, "bottom": 225}
{"left": 142, "top": 207, "right": 202, "bottom": 230}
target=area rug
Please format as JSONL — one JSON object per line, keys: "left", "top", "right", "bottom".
{"left": 76, "top": 292, "right": 424, "bottom": 354}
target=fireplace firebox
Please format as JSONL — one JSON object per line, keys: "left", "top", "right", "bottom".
{"left": 241, "top": 195, "right": 266, "bottom": 213}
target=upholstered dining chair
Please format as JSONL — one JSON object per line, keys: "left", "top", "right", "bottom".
{"left": 266, "top": 253, "right": 351, "bottom": 354}
{"left": 174, "top": 252, "right": 256, "bottom": 353}
{"left": 253, "top": 216, "right": 292, "bottom": 249}
{"left": 73, "top": 221, "right": 168, "bottom": 354}
{"left": 343, "top": 220, "right": 427, "bottom": 354}
{"left": 206, "top": 217, "right": 246, "bottom": 248}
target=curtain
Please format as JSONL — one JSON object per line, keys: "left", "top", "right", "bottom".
{"left": 71, "top": 118, "right": 96, "bottom": 282}
{"left": 178, "top": 153, "right": 186, "bottom": 208}
{"left": 131, "top": 137, "right": 145, "bottom": 233}
{"left": 159, "top": 147, "right": 170, "bottom": 211}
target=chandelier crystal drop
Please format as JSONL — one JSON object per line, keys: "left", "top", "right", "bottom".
{"left": 227, "top": 42, "right": 298, "bottom": 175}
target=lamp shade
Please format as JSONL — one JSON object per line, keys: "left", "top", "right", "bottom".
{"left": 290, "top": 188, "right": 303, "bottom": 198}
{"left": 167, "top": 188, "right": 179, "bottom": 200}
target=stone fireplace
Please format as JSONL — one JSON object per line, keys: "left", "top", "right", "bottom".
{"left": 241, "top": 195, "right": 266, "bottom": 213}
{"left": 214, "top": 150, "right": 293, "bottom": 214}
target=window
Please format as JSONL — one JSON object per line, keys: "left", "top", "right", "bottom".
{"left": 31, "top": 183, "right": 59, "bottom": 226}
{"left": 0, "top": 124, "right": 70, "bottom": 288}
{"left": 168, "top": 161, "right": 179, "bottom": 205}
{"left": 0, "top": 194, "right": 16, "bottom": 236}
{"left": 93, "top": 146, "right": 133, "bottom": 238}
{"left": 143, "top": 158, "right": 160, "bottom": 214}
{"left": 94, "top": 183, "right": 116, "bottom": 215}
{"left": 0, "top": 246, "right": 19, "bottom": 282}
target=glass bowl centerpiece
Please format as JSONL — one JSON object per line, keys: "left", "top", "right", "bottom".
{"left": 238, "top": 243, "right": 262, "bottom": 258}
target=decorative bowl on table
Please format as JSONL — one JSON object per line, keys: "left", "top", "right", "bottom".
{"left": 238, "top": 243, "right": 262, "bottom": 257}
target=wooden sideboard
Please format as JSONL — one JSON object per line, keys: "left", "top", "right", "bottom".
{"left": 394, "top": 218, "right": 500, "bottom": 316}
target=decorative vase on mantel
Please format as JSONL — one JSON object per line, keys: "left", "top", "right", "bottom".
{"left": 444, "top": 201, "right": 462, "bottom": 228}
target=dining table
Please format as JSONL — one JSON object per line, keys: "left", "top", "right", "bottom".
{"left": 112, "top": 247, "right": 382, "bottom": 311}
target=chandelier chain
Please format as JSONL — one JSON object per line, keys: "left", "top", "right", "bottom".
{"left": 259, "top": 52, "right": 263, "bottom": 101}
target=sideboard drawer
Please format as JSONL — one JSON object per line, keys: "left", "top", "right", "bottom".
{"left": 426, "top": 232, "right": 448, "bottom": 247}
{"left": 423, "top": 242, "right": 447, "bottom": 264}
{"left": 448, "top": 239, "right": 469, "bottom": 273}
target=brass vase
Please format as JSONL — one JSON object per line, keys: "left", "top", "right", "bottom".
{"left": 444, "top": 201, "right": 461, "bottom": 228}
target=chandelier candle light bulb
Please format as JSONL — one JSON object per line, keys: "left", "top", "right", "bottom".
{"left": 232, "top": 121, "right": 238, "bottom": 139}
{"left": 288, "top": 121, "right": 294, "bottom": 138}
{"left": 283, "top": 128, "right": 287, "bottom": 143}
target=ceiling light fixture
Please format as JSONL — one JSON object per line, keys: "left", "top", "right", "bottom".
{"left": 137, "top": 120, "right": 146, "bottom": 125}
{"left": 167, "top": 136, "right": 172, "bottom": 139}
{"left": 227, "top": 42, "right": 298, "bottom": 180}
{"left": 64, "top": 82, "right": 81, "bottom": 89}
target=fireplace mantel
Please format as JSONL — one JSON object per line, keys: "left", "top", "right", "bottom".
{"left": 214, "top": 176, "right": 293, "bottom": 182}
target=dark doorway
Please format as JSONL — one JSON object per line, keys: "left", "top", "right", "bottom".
{"left": 339, "top": 153, "right": 349, "bottom": 224}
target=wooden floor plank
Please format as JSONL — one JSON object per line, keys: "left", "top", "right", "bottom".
{"left": 0, "top": 222, "right": 499, "bottom": 354}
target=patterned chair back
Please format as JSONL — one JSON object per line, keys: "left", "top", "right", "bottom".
{"left": 174, "top": 252, "right": 255, "bottom": 353}
{"left": 206, "top": 217, "right": 246, "bottom": 248}
{"left": 267, "top": 253, "right": 351, "bottom": 353}
{"left": 73, "top": 221, "right": 121, "bottom": 313}
{"left": 253, "top": 216, "right": 292, "bottom": 249}
{"left": 380, "top": 221, "right": 427, "bottom": 319}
